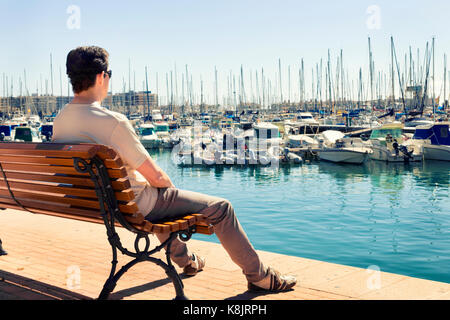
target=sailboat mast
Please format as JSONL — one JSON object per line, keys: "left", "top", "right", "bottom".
{"left": 340, "top": 49, "right": 344, "bottom": 109}
{"left": 145, "top": 66, "right": 150, "bottom": 119}
{"left": 391, "top": 36, "right": 395, "bottom": 108}
{"left": 215, "top": 66, "right": 218, "bottom": 108}
{"left": 368, "top": 37, "right": 374, "bottom": 110}
{"left": 261, "top": 67, "right": 265, "bottom": 109}
{"left": 50, "top": 53, "right": 54, "bottom": 96}
{"left": 444, "top": 54, "right": 447, "bottom": 109}
{"left": 278, "top": 58, "right": 283, "bottom": 104}
{"left": 432, "top": 37, "right": 435, "bottom": 113}
{"left": 327, "top": 49, "right": 333, "bottom": 114}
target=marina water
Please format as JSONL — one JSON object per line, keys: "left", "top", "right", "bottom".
{"left": 148, "top": 149, "right": 450, "bottom": 284}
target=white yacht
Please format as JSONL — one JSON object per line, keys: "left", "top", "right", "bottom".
{"left": 153, "top": 121, "right": 172, "bottom": 148}
{"left": 138, "top": 123, "right": 161, "bottom": 149}
{"left": 316, "top": 130, "right": 372, "bottom": 164}
{"left": 151, "top": 109, "right": 163, "bottom": 122}
{"left": 295, "top": 112, "right": 319, "bottom": 125}
{"left": 285, "top": 112, "right": 319, "bottom": 134}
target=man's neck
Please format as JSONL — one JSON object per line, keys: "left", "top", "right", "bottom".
{"left": 71, "top": 91, "right": 103, "bottom": 105}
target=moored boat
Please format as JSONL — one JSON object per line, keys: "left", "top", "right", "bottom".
{"left": 316, "top": 130, "right": 372, "bottom": 164}
{"left": 412, "top": 122, "right": 450, "bottom": 161}
{"left": 368, "top": 122, "right": 423, "bottom": 162}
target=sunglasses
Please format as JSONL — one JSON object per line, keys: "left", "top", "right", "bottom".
{"left": 103, "top": 70, "right": 112, "bottom": 79}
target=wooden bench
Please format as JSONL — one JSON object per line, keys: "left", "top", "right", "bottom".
{"left": 0, "top": 141, "right": 214, "bottom": 300}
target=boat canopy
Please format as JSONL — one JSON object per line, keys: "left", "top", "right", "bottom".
{"left": 40, "top": 124, "right": 53, "bottom": 136}
{"left": 0, "top": 125, "right": 11, "bottom": 136}
{"left": 14, "top": 127, "right": 36, "bottom": 142}
{"left": 370, "top": 122, "right": 404, "bottom": 139}
{"left": 154, "top": 122, "right": 169, "bottom": 131}
{"left": 413, "top": 123, "right": 450, "bottom": 146}
{"left": 253, "top": 122, "right": 280, "bottom": 139}
{"left": 322, "top": 130, "right": 345, "bottom": 143}
{"left": 288, "top": 134, "right": 317, "bottom": 145}
{"left": 140, "top": 127, "right": 155, "bottom": 136}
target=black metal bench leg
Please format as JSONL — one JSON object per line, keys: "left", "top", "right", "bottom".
{"left": 165, "top": 264, "right": 187, "bottom": 300}
{"left": 98, "top": 232, "right": 189, "bottom": 300}
{"left": 0, "top": 239, "right": 7, "bottom": 256}
{"left": 98, "top": 244, "right": 119, "bottom": 300}
{"left": 165, "top": 234, "right": 188, "bottom": 300}
{"left": 0, "top": 208, "right": 7, "bottom": 256}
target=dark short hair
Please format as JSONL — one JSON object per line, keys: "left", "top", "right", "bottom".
{"left": 66, "top": 46, "right": 109, "bottom": 93}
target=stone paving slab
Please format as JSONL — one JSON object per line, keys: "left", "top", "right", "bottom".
{"left": 0, "top": 209, "right": 449, "bottom": 300}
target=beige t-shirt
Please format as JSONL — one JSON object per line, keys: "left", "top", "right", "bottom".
{"left": 52, "top": 102, "right": 158, "bottom": 216}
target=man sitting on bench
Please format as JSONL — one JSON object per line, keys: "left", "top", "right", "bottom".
{"left": 52, "top": 46, "right": 297, "bottom": 293}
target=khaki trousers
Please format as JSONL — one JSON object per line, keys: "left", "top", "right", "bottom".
{"left": 145, "top": 187, "right": 267, "bottom": 283}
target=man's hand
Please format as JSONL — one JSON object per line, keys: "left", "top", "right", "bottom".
{"left": 137, "top": 157, "right": 175, "bottom": 188}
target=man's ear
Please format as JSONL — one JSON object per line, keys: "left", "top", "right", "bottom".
{"left": 96, "top": 72, "right": 104, "bottom": 87}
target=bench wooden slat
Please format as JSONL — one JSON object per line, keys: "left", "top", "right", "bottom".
{"left": 1, "top": 171, "right": 131, "bottom": 191}
{"left": 195, "top": 224, "right": 214, "bottom": 235}
{"left": 0, "top": 179, "right": 135, "bottom": 202}
{"left": 192, "top": 213, "right": 208, "bottom": 224}
{"left": 174, "top": 219, "right": 189, "bottom": 230}
{"left": 162, "top": 221, "right": 180, "bottom": 232}
{"left": 90, "top": 144, "right": 119, "bottom": 162}
{"left": 0, "top": 203, "right": 152, "bottom": 232}
{"left": 0, "top": 154, "right": 123, "bottom": 169}
{"left": 149, "top": 214, "right": 211, "bottom": 234}
{"left": 0, "top": 189, "right": 138, "bottom": 214}
{"left": 181, "top": 215, "right": 197, "bottom": 226}
{"left": 0, "top": 143, "right": 100, "bottom": 158}
{"left": 0, "top": 198, "right": 144, "bottom": 224}
{"left": 151, "top": 223, "right": 172, "bottom": 233}
{"left": 0, "top": 163, "right": 127, "bottom": 179}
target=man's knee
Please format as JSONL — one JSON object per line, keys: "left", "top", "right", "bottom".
{"left": 217, "top": 198, "right": 232, "bottom": 211}
{"left": 214, "top": 198, "right": 235, "bottom": 221}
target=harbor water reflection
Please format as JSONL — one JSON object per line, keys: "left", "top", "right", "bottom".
{"left": 149, "top": 149, "right": 450, "bottom": 283}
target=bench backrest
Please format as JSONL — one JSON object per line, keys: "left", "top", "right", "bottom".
{"left": 0, "top": 142, "right": 154, "bottom": 233}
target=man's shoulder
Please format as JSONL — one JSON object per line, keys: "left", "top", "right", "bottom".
{"left": 58, "top": 103, "right": 128, "bottom": 123}
{"left": 105, "top": 109, "right": 128, "bottom": 122}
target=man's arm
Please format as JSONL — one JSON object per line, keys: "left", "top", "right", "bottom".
{"left": 137, "top": 157, "right": 175, "bottom": 188}
{"left": 108, "top": 118, "right": 175, "bottom": 189}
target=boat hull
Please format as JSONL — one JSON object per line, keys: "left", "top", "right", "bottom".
{"left": 423, "top": 144, "right": 450, "bottom": 161}
{"left": 370, "top": 146, "right": 422, "bottom": 162}
{"left": 318, "top": 149, "right": 369, "bottom": 164}
{"left": 140, "top": 139, "right": 161, "bottom": 149}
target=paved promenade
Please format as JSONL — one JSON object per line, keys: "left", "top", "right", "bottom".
{"left": 1, "top": 209, "right": 450, "bottom": 300}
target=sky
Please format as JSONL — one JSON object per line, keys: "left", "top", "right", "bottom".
{"left": 1, "top": 0, "right": 450, "bottom": 105}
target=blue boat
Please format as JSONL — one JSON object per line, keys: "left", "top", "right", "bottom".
{"left": 0, "top": 125, "right": 11, "bottom": 141}
{"left": 40, "top": 124, "right": 53, "bottom": 141}
{"left": 413, "top": 123, "right": 450, "bottom": 161}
